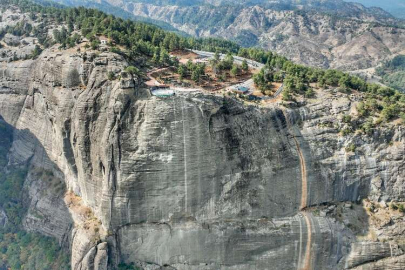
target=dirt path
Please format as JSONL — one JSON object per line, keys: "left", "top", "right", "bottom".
{"left": 282, "top": 109, "right": 312, "bottom": 270}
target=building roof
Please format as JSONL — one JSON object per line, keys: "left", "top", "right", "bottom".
{"left": 233, "top": 85, "right": 249, "bottom": 93}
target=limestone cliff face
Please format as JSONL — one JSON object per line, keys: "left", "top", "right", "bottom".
{"left": 0, "top": 42, "right": 404, "bottom": 269}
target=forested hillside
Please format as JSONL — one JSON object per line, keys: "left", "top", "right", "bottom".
{"left": 0, "top": 118, "right": 70, "bottom": 270}
{"left": 1, "top": 0, "right": 404, "bottom": 169}
{"left": 377, "top": 55, "right": 405, "bottom": 93}
{"left": 1, "top": 0, "right": 404, "bottom": 143}
{"left": 49, "top": 0, "right": 405, "bottom": 71}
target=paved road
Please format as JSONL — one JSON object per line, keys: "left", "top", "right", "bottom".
{"left": 191, "top": 50, "right": 265, "bottom": 69}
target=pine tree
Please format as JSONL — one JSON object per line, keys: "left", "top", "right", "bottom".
{"left": 241, "top": 60, "right": 248, "bottom": 73}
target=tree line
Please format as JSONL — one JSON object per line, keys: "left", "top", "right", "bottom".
{"left": 3, "top": 0, "right": 405, "bottom": 123}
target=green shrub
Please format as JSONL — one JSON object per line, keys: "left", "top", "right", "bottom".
{"left": 282, "top": 89, "right": 293, "bottom": 101}
{"left": 361, "top": 119, "right": 374, "bottom": 135}
{"left": 345, "top": 143, "right": 356, "bottom": 153}
{"left": 381, "top": 104, "right": 400, "bottom": 121}
{"left": 342, "top": 115, "right": 352, "bottom": 124}
{"left": 0, "top": 229, "right": 70, "bottom": 270}
{"left": 341, "top": 128, "right": 353, "bottom": 136}
{"left": 356, "top": 102, "right": 368, "bottom": 117}
{"left": 400, "top": 112, "right": 405, "bottom": 124}
{"left": 304, "top": 88, "right": 315, "bottom": 98}
{"left": 390, "top": 203, "right": 398, "bottom": 210}
{"left": 110, "top": 46, "right": 121, "bottom": 54}
{"left": 108, "top": 71, "right": 115, "bottom": 81}
{"left": 125, "top": 66, "right": 140, "bottom": 75}
{"left": 118, "top": 263, "right": 141, "bottom": 270}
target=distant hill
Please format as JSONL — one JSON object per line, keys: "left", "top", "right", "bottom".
{"left": 347, "top": 0, "right": 405, "bottom": 19}
{"left": 48, "top": 0, "right": 405, "bottom": 71}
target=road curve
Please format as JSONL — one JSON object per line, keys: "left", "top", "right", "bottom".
{"left": 191, "top": 50, "right": 265, "bottom": 69}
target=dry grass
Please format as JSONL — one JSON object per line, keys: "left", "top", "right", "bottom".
{"left": 64, "top": 191, "right": 105, "bottom": 237}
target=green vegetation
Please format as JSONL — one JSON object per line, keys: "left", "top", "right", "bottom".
{"left": 242, "top": 46, "right": 404, "bottom": 124}
{"left": 30, "top": 44, "right": 42, "bottom": 59}
{"left": 376, "top": 55, "right": 405, "bottom": 92}
{"left": 382, "top": 72, "right": 405, "bottom": 92}
{"left": 118, "top": 262, "right": 141, "bottom": 270}
{"left": 208, "top": 52, "right": 236, "bottom": 77}
{"left": 3, "top": 0, "right": 405, "bottom": 124}
{"left": 230, "top": 64, "right": 239, "bottom": 78}
{"left": 125, "top": 66, "right": 140, "bottom": 75}
{"left": 0, "top": 231, "right": 70, "bottom": 270}
{"left": 390, "top": 202, "right": 405, "bottom": 213}
{"left": 0, "top": 167, "right": 27, "bottom": 226}
{"left": 177, "top": 60, "right": 206, "bottom": 82}
{"left": 0, "top": 120, "right": 70, "bottom": 269}
{"left": 253, "top": 68, "right": 283, "bottom": 94}
{"left": 108, "top": 71, "right": 116, "bottom": 81}
{"left": 241, "top": 59, "right": 248, "bottom": 73}
{"left": 2, "top": 0, "right": 239, "bottom": 59}
{"left": 345, "top": 143, "right": 356, "bottom": 153}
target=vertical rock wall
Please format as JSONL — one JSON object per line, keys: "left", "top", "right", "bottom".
{"left": 0, "top": 45, "right": 404, "bottom": 269}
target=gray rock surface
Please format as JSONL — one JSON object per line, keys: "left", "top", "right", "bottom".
{"left": 23, "top": 168, "right": 72, "bottom": 243}
{"left": 0, "top": 9, "right": 404, "bottom": 269}
{"left": 77, "top": 242, "right": 109, "bottom": 270}
{"left": 94, "top": 242, "right": 109, "bottom": 270}
{"left": 347, "top": 242, "right": 403, "bottom": 268}
{"left": 0, "top": 208, "right": 7, "bottom": 228}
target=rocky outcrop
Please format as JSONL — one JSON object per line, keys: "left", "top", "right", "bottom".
{"left": 0, "top": 208, "right": 7, "bottom": 228}
{"left": 347, "top": 242, "right": 403, "bottom": 268}
{"left": 0, "top": 10, "right": 404, "bottom": 269}
{"left": 23, "top": 168, "right": 72, "bottom": 243}
{"left": 78, "top": 242, "right": 109, "bottom": 270}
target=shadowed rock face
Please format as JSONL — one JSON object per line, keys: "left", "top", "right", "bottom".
{"left": 0, "top": 41, "right": 404, "bottom": 269}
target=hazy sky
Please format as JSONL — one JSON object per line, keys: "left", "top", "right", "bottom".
{"left": 345, "top": 0, "right": 405, "bottom": 18}
{"left": 346, "top": 0, "right": 404, "bottom": 6}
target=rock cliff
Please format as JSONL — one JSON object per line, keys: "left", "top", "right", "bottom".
{"left": 1, "top": 6, "right": 405, "bottom": 270}
{"left": 0, "top": 42, "right": 404, "bottom": 269}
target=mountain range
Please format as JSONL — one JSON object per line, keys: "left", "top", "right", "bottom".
{"left": 47, "top": 0, "right": 405, "bottom": 72}
{"left": 348, "top": 0, "right": 405, "bottom": 19}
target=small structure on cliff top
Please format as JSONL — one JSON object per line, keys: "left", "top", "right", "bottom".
{"left": 232, "top": 85, "right": 249, "bottom": 94}
{"left": 151, "top": 87, "right": 175, "bottom": 97}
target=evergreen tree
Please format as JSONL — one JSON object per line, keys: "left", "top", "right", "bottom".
{"left": 231, "top": 64, "right": 239, "bottom": 78}
{"left": 241, "top": 60, "right": 248, "bottom": 73}
{"left": 178, "top": 64, "right": 187, "bottom": 80}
